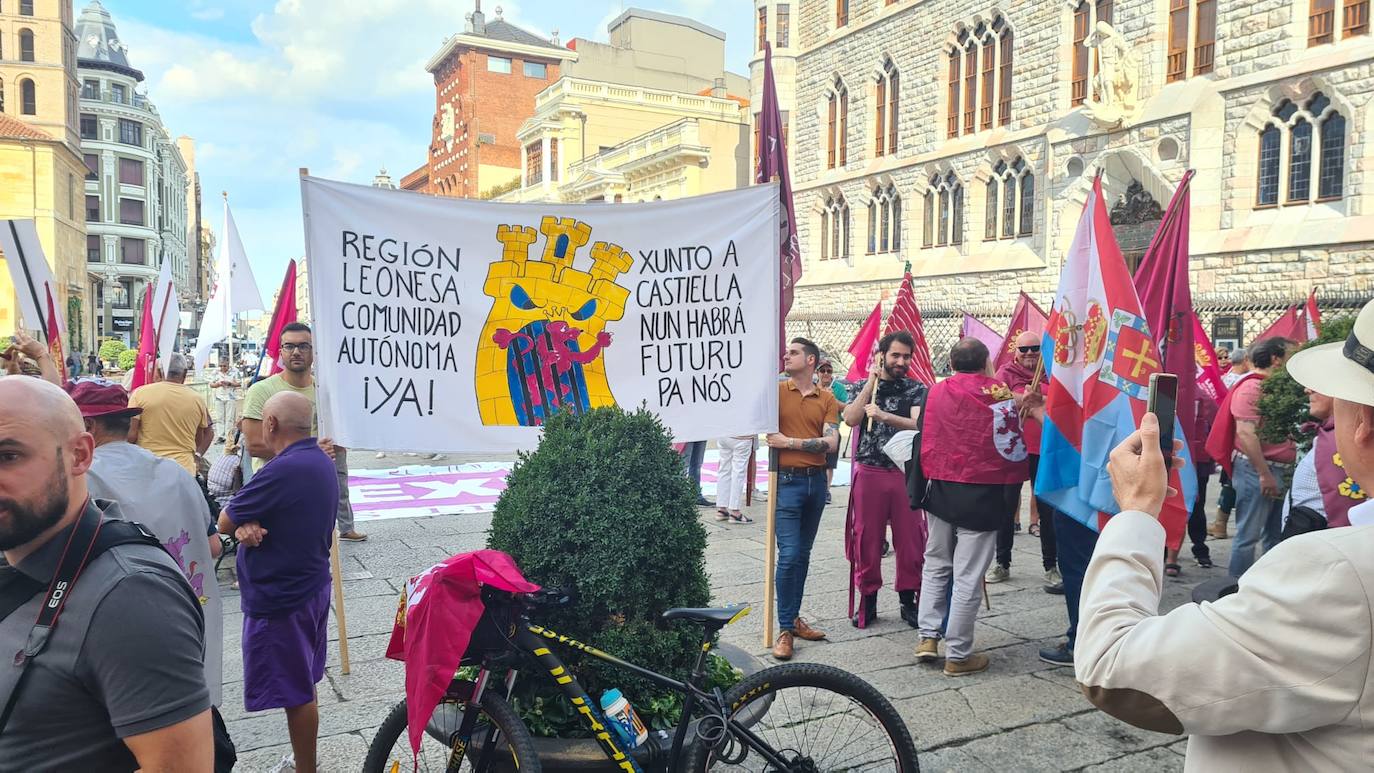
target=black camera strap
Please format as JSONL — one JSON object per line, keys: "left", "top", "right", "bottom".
{"left": 0, "top": 510, "right": 160, "bottom": 735}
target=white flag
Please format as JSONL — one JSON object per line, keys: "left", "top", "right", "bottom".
{"left": 0, "top": 219, "right": 60, "bottom": 337}
{"left": 151, "top": 257, "right": 180, "bottom": 372}
{"left": 193, "top": 199, "right": 265, "bottom": 368}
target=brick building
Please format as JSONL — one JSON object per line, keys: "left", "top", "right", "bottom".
{"left": 762, "top": 0, "right": 1374, "bottom": 353}
{"left": 401, "top": 2, "right": 572, "bottom": 199}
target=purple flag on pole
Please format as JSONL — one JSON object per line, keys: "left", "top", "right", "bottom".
{"left": 1133, "top": 169, "right": 1198, "bottom": 445}
{"left": 757, "top": 42, "right": 801, "bottom": 362}
{"left": 961, "top": 312, "right": 1003, "bottom": 355}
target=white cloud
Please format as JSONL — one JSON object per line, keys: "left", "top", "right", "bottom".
{"left": 190, "top": 7, "right": 226, "bottom": 21}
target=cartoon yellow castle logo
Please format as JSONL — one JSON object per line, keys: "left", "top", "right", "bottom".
{"left": 476, "top": 216, "right": 633, "bottom": 426}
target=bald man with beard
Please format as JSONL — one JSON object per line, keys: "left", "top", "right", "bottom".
{"left": 219, "top": 390, "right": 339, "bottom": 773}
{"left": 0, "top": 377, "right": 212, "bottom": 771}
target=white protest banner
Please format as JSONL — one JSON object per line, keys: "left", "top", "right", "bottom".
{"left": 300, "top": 176, "right": 781, "bottom": 453}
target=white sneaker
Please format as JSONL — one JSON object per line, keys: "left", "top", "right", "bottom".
{"left": 985, "top": 564, "right": 1010, "bottom": 583}
{"left": 267, "top": 754, "right": 296, "bottom": 773}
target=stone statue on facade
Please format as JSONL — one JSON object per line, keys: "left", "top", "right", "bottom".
{"left": 1082, "top": 21, "right": 1139, "bottom": 126}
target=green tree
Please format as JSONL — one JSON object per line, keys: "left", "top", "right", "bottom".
{"left": 1258, "top": 316, "right": 1356, "bottom": 448}
{"left": 117, "top": 348, "right": 138, "bottom": 371}
{"left": 487, "top": 405, "right": 727, "bottom": 736}
{"left": 98, "top": 339, "right": 126, "bottom": 364}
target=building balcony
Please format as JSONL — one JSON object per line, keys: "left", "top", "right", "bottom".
{"left": 532, "top": 77, "right": 746, "bottom": 120}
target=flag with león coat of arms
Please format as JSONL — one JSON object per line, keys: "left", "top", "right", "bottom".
{"left": 1036, "top": 177, "right": 1195, "bottom": 546}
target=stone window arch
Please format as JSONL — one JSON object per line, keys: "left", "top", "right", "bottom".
{"left": 820, "top": 193, "right": 850, "bottom": 260}
{"left": 926, "top": 172, "right": 963, "bottom": 248}
{"left": 19, "top": 28, "right": 35, "bottom": 63}
{"left": 947, "top": 15, "right": 1012, "bottom": 138}
{"left": 874, "top": 57, "right": 899, "bottom": 157}
{"left": 826, "top": 75, "right": 849, "bottom": 168}
{"left": 1256, "top": 92, "right": 1345, "bottom": 206}
{"left": 984, "top": 157, "right": 1034, "bottom": 240}
{"left": 867, "top": 184, "right": 901, "bottom": 254}
{"left": 19, "top": 78, "right": 35, "bottom": 115}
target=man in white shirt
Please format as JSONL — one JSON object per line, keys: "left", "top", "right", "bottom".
{"left": 210, "top": 361, "right": 243, "bottom": 444}
{"left": 1075, "top": 299, "right": 1374, "bottom": 770}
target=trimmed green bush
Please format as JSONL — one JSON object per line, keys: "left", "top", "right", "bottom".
{"left": 117, "top": 348, "right": 138, "bottom": 371}
{"left": 98, "top": 339, "right": 126, "bottom": 364}
{"left": 1258, "top": 317, "right": 1355, "bottom": 449}
{"left": 487, "top": 405, "right": 731, "bottom": 736}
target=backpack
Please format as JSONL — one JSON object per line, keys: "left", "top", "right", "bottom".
{"left": 0, "top": 517, "right": 236, "bottom": 771}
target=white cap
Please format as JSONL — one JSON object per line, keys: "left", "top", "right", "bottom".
{"left": 1286, "top": 298, "right": 1374, "bottom": 408}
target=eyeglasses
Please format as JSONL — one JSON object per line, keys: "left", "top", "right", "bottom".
{"left": 1017, "top": 345, "right": 1041, "bottom": 354}
{"left": 281, "top": 343, "right": 312, "bottom": 352}
{"left": 818, "top": 367, "right": 833, "bottom": 373}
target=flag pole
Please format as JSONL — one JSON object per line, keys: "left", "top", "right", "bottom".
{"left": 222, "top": 192, "right": 234, "bottom": 375}
{"left": 763, "top": 447, "right": 779, "bottom": 649}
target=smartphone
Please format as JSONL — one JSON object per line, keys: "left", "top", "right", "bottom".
{"left": 1147, "top": 373, "right": 1178, "bottom": 464}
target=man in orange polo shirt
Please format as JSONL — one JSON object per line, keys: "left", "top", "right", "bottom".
{"left": 765, "top": 337, "right": 840, "bottom": 660}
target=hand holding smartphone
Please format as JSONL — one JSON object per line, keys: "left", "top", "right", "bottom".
{"left": 1146, "top": 373, "right": 1178, "bottom": 465}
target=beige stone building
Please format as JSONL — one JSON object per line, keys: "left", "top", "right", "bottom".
{"left": 500, "top": 9, "right": 751, "bottom": 203}
{"left": 767, "top": 0, "right": 1374, "bottom": 353}
{"left": 0, "top": 0, "right": 87, "bottom": 349}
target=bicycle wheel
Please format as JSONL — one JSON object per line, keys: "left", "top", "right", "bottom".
{"left": 690, "top": 663, "right": 918, "bottom": 772}
{"left": 362, "top": 689, "right": 541, "bottom": 773}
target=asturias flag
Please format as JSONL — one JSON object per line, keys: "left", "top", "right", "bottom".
{"left": 1036, "top": 177, "right": 1195, "bottom": 547}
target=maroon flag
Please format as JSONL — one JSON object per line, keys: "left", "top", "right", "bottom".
{"left": 884, "top": 272, "right": 936, "bottom": 386}
{"left": 1191, "top": 312, "right": 1228, "bottom": 403}
{"left": 1133, "top": 169, "right": 1198, "bottom": 452}
{"left": 993, "top": 292, "right": 1049, "bottom": 372}
{"left": 262, "top": 260, "right": 299, "bottom": 375}
{"left": 1257, "top": 306, "right": 1304, "bottom": 343}
{"left": 756, "top": 42, "right": 801, "bottom": 362}
{"left": 846, "top": 302, "right": 882, "bottom": 381}
{"left": 1301, "top": 289, "right": 1321, "bottom": 340}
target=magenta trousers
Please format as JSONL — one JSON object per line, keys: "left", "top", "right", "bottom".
{"left": 847, "top": 463, "right": 928, "bottom": 595}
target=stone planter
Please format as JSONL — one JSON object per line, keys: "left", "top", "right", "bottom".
{"left": 439, "top": 642, "right": 766, "bottom": 772}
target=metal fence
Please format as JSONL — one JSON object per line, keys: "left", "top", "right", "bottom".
{"left": 786, "top": 289, "right": 1372, "bottom": 378}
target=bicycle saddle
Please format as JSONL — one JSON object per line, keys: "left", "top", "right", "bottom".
{"left": 661, "top": 605, "right": 750, "bottom": 627}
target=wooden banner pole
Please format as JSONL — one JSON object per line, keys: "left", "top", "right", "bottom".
{"left": 762, "top": 448, "right": 780, "bottom": 649}
{"left": 330, "top": 530, "right": 351, "bottom": 674}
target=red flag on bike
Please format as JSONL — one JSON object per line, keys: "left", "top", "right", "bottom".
{"left": 386, "top": 550, "right": 539, "bottom": 761}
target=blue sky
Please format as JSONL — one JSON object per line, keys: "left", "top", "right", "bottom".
{"left": 104, "top": 0, "right": 751, "bottom": 301}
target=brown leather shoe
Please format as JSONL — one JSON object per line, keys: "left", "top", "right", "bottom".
{"left": 771, "top": 631, "right": 794, "bottom": 660}
{"left": 792, "top": 617, "right": 827, "bottom": 641}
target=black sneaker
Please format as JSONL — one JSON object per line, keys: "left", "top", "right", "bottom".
{"left": 1038, "top": 642, "right": 1073, "bottom": 667}
{"left": 1195, "top": 554, "right": 1214, "bottom": 569}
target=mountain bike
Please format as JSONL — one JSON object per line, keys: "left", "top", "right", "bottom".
{"left": 363, "top": 587, "right": 919, "bottom": 772}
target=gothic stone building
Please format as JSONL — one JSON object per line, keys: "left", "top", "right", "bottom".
{"left": 774, "top": 0, "right": 1374, "bottom": 351}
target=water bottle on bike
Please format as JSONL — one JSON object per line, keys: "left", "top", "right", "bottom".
{"left": 599, "top": 688, "right": 648, "bottom": 749}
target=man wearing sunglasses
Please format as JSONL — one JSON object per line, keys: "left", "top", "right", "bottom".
{"left": 241, "top": 323, "right": 366, "bottom": 542}
{"left": 993, "top": 332, "right": 1063, "bottom": 595}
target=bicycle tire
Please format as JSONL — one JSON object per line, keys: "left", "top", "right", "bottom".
{"left": 362, "top": 690, "right": 541, "bottom": 773}
{"left": 689, "top": 662, "right": 919, "bottom": 772}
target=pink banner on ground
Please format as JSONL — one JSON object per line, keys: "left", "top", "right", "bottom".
{"left": 348, "top": 454, "right": 852, "bottom": 521}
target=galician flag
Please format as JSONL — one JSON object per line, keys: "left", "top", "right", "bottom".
{"left": 1036, "top": 177, "right": 1194, "bottom": 546}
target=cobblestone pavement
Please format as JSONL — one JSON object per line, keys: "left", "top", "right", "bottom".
{"left": 216, "top": 461, "right": 1228, "bottom": 772}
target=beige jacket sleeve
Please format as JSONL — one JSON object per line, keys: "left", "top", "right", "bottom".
{"left": 1075, "top": 511, "right": 1369, "bottom": 736}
